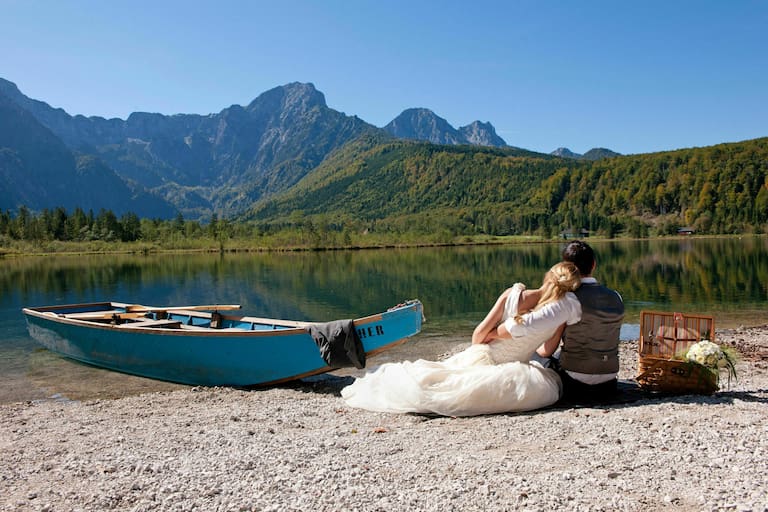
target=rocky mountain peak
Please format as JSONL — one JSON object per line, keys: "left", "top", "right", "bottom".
{"left": 246, "top": 82, "right": 326, "bottom": 115}
{"left": 384, "top": 108, "right": 463, "bottom": 145}
{"left": 551, "top": 147, "right": 621, "bottom": 160}
{"left": 384, "top": 108, "right": 510, "bottom": 147}
{"left": 458, "top": 121, "right": 506, "bottom": 147}
{"left": 551, "top": 147, "right": 581, "bottom": 158}
{"left": 0, "top": 78, "right": 23, "bottom": 102}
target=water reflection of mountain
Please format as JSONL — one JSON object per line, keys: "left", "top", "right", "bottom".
{"left": 600, "top": 237, "right": 768, "bottom": 309}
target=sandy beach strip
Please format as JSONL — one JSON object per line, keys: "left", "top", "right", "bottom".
{"left": 1, "top": 327, "right": 767, "bottom": 512}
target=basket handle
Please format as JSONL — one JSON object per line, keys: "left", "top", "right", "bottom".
{"left": 673, "top": 312, "right": 684, "bottom": 341}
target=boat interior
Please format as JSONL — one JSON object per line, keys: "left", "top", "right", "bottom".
{"left": 35, "top": 303, "right": 309, "bottom": 332}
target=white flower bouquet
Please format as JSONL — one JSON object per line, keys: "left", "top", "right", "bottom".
{"left": 684, "top": 340, "right": 738, "bottom": 387}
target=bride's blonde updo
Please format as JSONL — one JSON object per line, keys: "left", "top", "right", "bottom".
{"left": 512, "top": 261, "right": 582, "bottom": 324}
{"left": 535, "top": 261, "right": 581, "bottom": 310}
{"left": 549, "top": 261, "right": 581, "bottom": 291}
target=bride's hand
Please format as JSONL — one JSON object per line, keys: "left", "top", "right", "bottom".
{"left": 477, "top": 330, "right": 498, "bottom": 344}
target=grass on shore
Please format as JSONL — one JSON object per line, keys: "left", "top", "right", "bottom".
{"left": 0, "top": 234, "right": 550, "bottom": 257}
{"left": 1, "top": 233, "right": 758, "bottom": 258}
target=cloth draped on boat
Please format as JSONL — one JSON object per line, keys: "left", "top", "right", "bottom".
{"left": 307, "top": 320, "right": 366, "bottom": 369}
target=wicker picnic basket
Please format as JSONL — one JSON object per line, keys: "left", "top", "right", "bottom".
{"left": 636, "top": 310, "right": 718, "bottom": 394}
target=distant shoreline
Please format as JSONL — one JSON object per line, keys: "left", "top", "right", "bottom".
{"left": 1, "top": 233, "right": 759, "bottom": 258}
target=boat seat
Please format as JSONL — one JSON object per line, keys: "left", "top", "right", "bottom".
{"left": 119, "top": 319, "right": 183, "bottom": 329}
{"left": 179, "top": 324, "right": 246, "bottom": 332}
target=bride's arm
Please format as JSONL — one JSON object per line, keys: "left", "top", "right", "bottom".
{"left": 497, "top": 296, "right": 579, "bottom": 340}
{"left": 536, "top": 323, "right": 565, "bottom": 357}
{"left": 472, "top": 287, "right": 514, "bottom": 344}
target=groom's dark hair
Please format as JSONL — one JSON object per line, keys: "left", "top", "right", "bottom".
{"left": 562, "top": 240, "right": 595, "bottom": 276}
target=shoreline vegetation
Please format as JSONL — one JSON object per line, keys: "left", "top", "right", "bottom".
{"left": 2, "top": 201, "right": 766, "bottom": 258}
{"left": 1, "top": 232, "right": 763, "bottom": 258}
{"left": 1, "top": 234, "right": 538, "bottom": 257}
{"left": 0, "top": 232, "right": 554, "bottom": 257}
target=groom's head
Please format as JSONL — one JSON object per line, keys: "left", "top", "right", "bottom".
{"left": 562, "top": 240, "right": 596, "bottom": 277}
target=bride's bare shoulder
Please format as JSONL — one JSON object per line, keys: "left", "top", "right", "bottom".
{"left": 518, "top": 288, "right": 541, "bottom": 312}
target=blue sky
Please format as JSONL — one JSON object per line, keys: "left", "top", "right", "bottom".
{"left": 2, "top": 0, "right": 766, "bottom": 155}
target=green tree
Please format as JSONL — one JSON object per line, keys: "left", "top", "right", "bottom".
{"left": 120, "top": 212, "right": 141, "bottom": 242}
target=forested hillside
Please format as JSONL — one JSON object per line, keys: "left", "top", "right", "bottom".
{"left": 249, "top": 136, "right": 768, "bottom": 238}
{"left": 246, "top": 134, "right": 569, "bottom": 235}
{"left": 534, "top": 138, "right": 768, "bottom": 236}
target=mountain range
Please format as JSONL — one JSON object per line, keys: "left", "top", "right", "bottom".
{"left": 0, "top": 90, "right": 173, "bottom": 217}
{"left": 0, "top": 77, "right": 618, "bottom": 220}
{"left": 383, "top": 108, "right": 507, "bottom": 147}
{"left": 550, "top": 147, "right": 621, "bottom": 160}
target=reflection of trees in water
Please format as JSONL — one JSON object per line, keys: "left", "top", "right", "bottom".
{"left": 3, "top": 238, "right": 767, "bottom": 323}
{"left": 599, "top": 237, "right": 768, "bottom": 308}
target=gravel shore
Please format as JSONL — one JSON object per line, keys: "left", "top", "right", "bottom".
{"left": 2, "top": 327, "right": 767, "bottom": 512}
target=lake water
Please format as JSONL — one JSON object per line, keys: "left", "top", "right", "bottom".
{"left": 1, "top": 237, "right": 766, "bottom": 403}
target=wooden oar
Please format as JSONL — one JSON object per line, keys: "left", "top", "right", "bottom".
{"left": 64, "top": 311, "right": 149, "bottom": 320}
{"left": 63, "top": 305, "right": 241, "bottom": 321}
{"left": 124, "top": 304, "right": 242, "bottom": 313}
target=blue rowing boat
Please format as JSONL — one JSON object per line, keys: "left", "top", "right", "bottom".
{"left": 22, "top": 300, "right": 423, "bottom": 387}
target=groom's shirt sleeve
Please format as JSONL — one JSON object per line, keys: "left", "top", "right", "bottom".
{"left": 503, "top": 293, "right": 582, "bottom": 338}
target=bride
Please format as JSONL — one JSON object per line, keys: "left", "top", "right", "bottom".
{"left": 341, "top": 262, "right": 582, "bottom": 416}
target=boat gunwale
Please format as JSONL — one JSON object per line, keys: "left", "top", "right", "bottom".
{"left": 21, "top": 301, "right": 417, "bottom": 337}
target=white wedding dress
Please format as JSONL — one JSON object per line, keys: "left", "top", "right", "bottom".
{"left": 341, "top": 284, "right": 582, "bottom": 416}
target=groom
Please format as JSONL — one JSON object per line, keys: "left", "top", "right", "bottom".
{"left": 539, "top": 240, "right": 625, "bottom": 401}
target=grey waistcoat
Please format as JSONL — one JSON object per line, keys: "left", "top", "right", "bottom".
{"left": 560, "top": 282, "right": 625, "bottom": 375}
